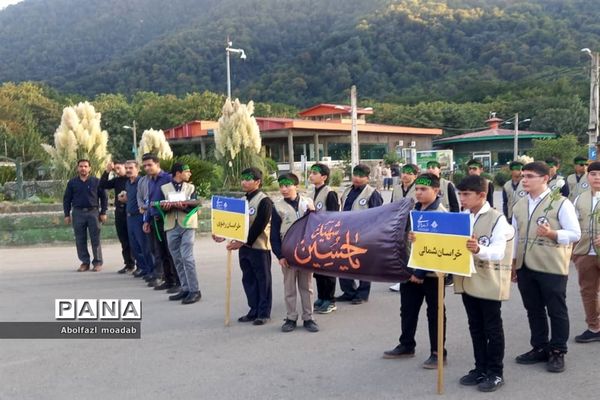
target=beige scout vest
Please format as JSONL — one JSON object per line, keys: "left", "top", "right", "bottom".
{"left": 513, "top": 194, "right": 572, "bottom": 275}
{"left": 503, "top": 179, "right": 527, "bottom": 220}
{"left": 392, "top": 182, "right": 417, "bottom": 203}
{"left": 273, "top": 196, "right": 314, "bottom": 240}
{"left": 454, "top": 208, "right": 514, "bottom": 301}
{"left": 247, "top": 191, "right": 271, "bottom": 251}
{"left": 341, "top": 185, "right": 376, "bottom": 211}
{"left": 438, "top": 178, "right": 452, "bottom": 211}
{"left": 308, "top": 185, "right": 340, "bottom": 212}
{"left": 567, "top": 173, "right": 589, "bottom": 203}
{"left": 573, "top": 190, "right": 600, "bottom": 255}
{"left": 160, "top": 182, "right": 198, "bottom": 230}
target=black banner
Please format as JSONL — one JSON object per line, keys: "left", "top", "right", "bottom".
{"left": 281, "top": 199, "right": 414, "bottom": 282}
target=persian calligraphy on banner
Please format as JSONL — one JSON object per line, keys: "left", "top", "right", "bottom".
{"left": 408, "top": 210, "right": 474, "bottom": 277}
{"left": 281, "top": 199, "right": 414, "bottom": 282}
{"left": 211, "top": 196, "right": 249, "bottom": 242}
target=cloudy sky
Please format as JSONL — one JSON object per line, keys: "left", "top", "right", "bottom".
{"left": 0, "top": 0, "right": 23, "bottom": 10}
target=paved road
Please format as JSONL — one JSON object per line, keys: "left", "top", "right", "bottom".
{"left": 1, "top": 226, "right": 599, "bottom": 399}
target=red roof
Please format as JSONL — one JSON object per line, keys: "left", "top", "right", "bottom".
{"left": 298, "top": 103, "right": 374, "bottom": 117}
{"left": 163, "top": 120, "right": 218, "bottom": 140}
{"left": 435, "top": 128, "right": 554, "bottom": 143}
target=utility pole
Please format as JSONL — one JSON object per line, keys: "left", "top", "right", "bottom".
{"left": 350, "top": 85, "right": 359, "bottom": 168}
{"left": 583, "top": 48, "right": 600, "bottom": 160}
{"left": 513, "top": 113, "right": 519, "bottom": 161}
{"left": 132, "top": 120, "right": 137, "bottom": 158}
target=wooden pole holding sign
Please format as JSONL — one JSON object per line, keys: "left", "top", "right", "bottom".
{"left": 436, "top": 272, "right": 445, "bottom": 395}
{"left": 225, "top": 248, "right": 233, "bottom": 326}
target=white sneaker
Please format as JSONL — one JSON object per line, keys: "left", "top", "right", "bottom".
{"left": 389, "top": 283, "right": 400, "bottom": 292}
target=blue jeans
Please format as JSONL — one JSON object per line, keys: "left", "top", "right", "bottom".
{"left": 166, "top": 223, "right": 199, "bottom": 293}
{"left": 127, "top": 214, "right": 153, "bottom": 274}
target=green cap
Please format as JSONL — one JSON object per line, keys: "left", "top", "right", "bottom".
{"left": 278, "top": 177, "right": 295, "bottom": 186}
{"left": 401, "top": 164, "right": 417, "bottom": 174}
{"left": 426, "top": 161, "right": 441, "bottom": 169}
{"left": 310, "top": 165, "right": 323, "bottom": 174}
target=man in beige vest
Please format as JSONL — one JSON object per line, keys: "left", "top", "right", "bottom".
{"left": 467, "top": 159, "right": 494, "bottom": 207}
{"left": 270, "top": 173, "right": 318, "bottom": 333}
{"left": 426, "top": 160, "right": 459, "bottom": 212}
{"left": 338, "top": 164, "right": 384, "bottom": 304}
{"left": 502, "top": 161, "right": 526, "bottom": 220}
{"left": 160, "top": 163, "right": 200, "bottom": 304}
{"left": 454, "top": 175, "right": 514, "bottom": 392}
{"left": 213, "top": 167, "right": 273, "bottom": 326}
{"left": 546, "top": 157, "right": 570, "bottom": 197}
{"left": 571, "top": 160, "right": 600, "bottom": 343}
{"left": 391, "top": 163, "right": 418, "bottom": 203}
{"left": 567, "top": 156, "right": 589, "bottom": 203}
{"left": 512, "top": 161, "right": 580, "bottom": 373}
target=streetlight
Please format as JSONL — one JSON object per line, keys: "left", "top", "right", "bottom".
{"left": 582, "top": 48, "right": 599, "bottom": 160}
{"left": 225, "top": 40, "right": 246, "bottom": 99}
{"left": 504, "top": 114, "right": 531, "bottom": 160}
{"left": 123, "top": 120, "right": 137, "bottom": 158}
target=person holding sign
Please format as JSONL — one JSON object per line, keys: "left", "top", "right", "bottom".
{"left": 308, "top": 163, "right": 340, "bottom": 314}
{"left": 466, "top": 159, "right": 494, "bottom": 207}
{"left": 454, "top": 175, "right": 514, "bottom": 392}
{"left": 270, "top": 173, "right": 318, "bottom": 333}
{"left": 571, "top": 161, "right": 600, "bottom": 343}
{"left": 502, "top": 161, "right": 526, "bottom": 220}
{"left": 213, "top": 167, "right": 274, "bottom": 326}
{"left": 512, "top": 161, "right": 580, "bottom": 373}
{"left": 160, "top": 163, "right": 201, "bottom": 304}
{"left": 383, "top": 173, "right": 447, "bottom": 369}
{"left": 338, "top": 164, "right": 384, "bottom": 304}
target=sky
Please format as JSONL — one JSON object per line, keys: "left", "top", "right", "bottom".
{"left": 0, "top": 0, "right": 23, "bottom": 10}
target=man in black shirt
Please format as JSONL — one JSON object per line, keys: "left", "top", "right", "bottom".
{"left": 63, "top": 159, "right": 108, "bottom": 272}
{"left": 213, "top": 168, "right": 274, "bottom": 326}
{"left": 100, "top": 160, "right": 135, "bottom": 274}
{"left": 467, "top": 160, "right": 494, "bottom": 207}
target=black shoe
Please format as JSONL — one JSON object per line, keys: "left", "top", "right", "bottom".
{"left": 303, "top": 319, "right": 319, "bottom": 333}
{"left": 281, "top": 319, "right": 297, "bottom": 332}
{"left": 182, "top": 291, "right": 201, "bottom": 304}
{"left": 478, "top": 375, "right": 504, "bottom": 392}
{"left": 154, "top": 282, "right": 174, "bottom": 291}
{"left": 126, "top": 266, "right": 136, "bottom": 274}
{"left": 546, "top": 351, "right": 565, "bottom": 373}
{"left": 169, "top": 291, "right": 189, "bottom": 301}
{"left": 459, "top": 370, "right": 487, "bottom": 386}
{"left": 238, "top": 315, "right": 257, "bottom": 323}
{"left": 335, "top": 293, "right": 354, "bottom": 302}
{"left": 143, "top": 275, "right": 154, "bottom": 282}
{"left": 147, "top": 278, "right": 162, "bottom": 287}
{"left": 444, "top": 275, "right": 454, "bottom": 287}
{"left": 516, "top": 348, "right": 548, "bottom": 364}
{"left": 422, "top": 353, "right": 447, "bottom": 369}
{"left": 382, "top": 344, "right": 415, "bottom": 359}
{"left": 351, "top": 297, "right": 366, "bottom": 305}
{"left": 253, "top": 318, "right": 270, "bottom": 326}
{"left": 166, "top": 285, "right": 181, "bottom": 294}
{"left": 575, "top": 329, "right": 600, "bottom": 343}
{"left": 117, "top": 267, "right": 129, "bottom": 274}
{"left": 133, "top": 270, "right": 145, "bottom": 278}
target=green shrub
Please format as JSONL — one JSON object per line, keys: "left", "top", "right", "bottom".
{"left": 0, "top": 166, "right": 16, "bottom": 185}
{"left": 329, "top": 169, "right": 344, "bottom": 187}
{"left": 160, "top": 155, "right": 218, "bottom": 199}
{"left": 493, "top": 169, "right": 511, "bottom": 187}
{"left": 452, "top": 171, "right": 466, "bottom": 186}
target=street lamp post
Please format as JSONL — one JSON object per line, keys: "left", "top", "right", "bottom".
{"left": 225, "top": 40, "right": 246, "bottom": 99}
{"left": 123, "top": 120, "right": 137, "bottom": 158}
{"left": 582, "top": 48, "right": 600, "bottom": 160}
{"left": 504, "top": 114, "right": 531, "bottom": 161}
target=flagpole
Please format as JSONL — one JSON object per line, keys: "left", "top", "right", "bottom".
{"left": 437, "top": 272, "right": 445, "bottom": 394}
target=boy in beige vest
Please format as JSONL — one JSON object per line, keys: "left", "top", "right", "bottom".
{"left": 426, "top": 160, "right": 459, "bottom": 212}
{"left": 502, "top": 161, "right": 526, "bottom": 220}
{"left": 383, "top": 173, "right": 447, "bottom": 369}
{"left": 567, "top": 156, "right": 589, "bottom": 203}
{"left": 391, "top": 163, "right": 418, "bottom": 203}
{"left": 571, "top": 160, "right": 600, "bottom": 343}
{"left": 213, "top": 167, "right": 273, "bottom": 325}
{"left": 160, "top": 163, "right": 200, "bottom": 304}
{"left": 467, "top": 159, "right": 494, "bottom": 207}
{"left": 270, "top": 173, "right": 318, "bottom": 333}
{"left": 512, "top": 161, "right": 580, "bottom": 373}
{"left": 455, "top": 175, "right": 514, "bottom": 392}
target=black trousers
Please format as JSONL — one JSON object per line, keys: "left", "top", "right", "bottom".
{"left": 517, "top": 264, "right": 569, "bottom": 353}
{"left": 239, "top": 247, "right": 272, "bottom": 319}
{"left": 315, "top": 274, "right": 336, "bottom": 301}
{"left": 399, "top": 277, "right": 446, "bottom": 354}
{"left": 149, "top": 217, "right": 179, "bottom": 286}
{"left": 339, "top": 278, "right": 370, "bottom": 300}
{"left": 462, "top": 293, "right": 504, "bottom": 376}
{"left": 115, "top": 209, "right": 134, "bottom": 268}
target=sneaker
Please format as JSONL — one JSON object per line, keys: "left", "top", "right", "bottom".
{"left": 317, "top": 301, "right": 337, "bottom": 314}
{"left": 478, "top": 375, "right": 504, "bottom": 392}
{"left": 575, "top": 329, "right": 600, "bottom": 343}
{"left": 166, "top": 285, "right": 181, "bottom": 294}
{"left": 515, "top": 348, "right": 548, "bottom": 364}
{"left": 303, "top": 319, "right": 319, "bottom": 333}
{"left": 422, "top": 353, "right": 447, "bottom": 369}
{"left": 168, "top": 291, "right": 189, "bottom": 301}
{"left": 253, "top": 318, "right": 270, "bottom": 326}
{"left": 117, "top": 266, "right": 129, "bottom": 274}
{"left": 281, "top": 319, "right": 297, "bottom": 333}
{"left": 459, "top": 370, "right": 487, "bottom": 386}
{"left": 238, "top": 315, "right": 257, "bottom": 323}
{"left": 335, "top": 293, "right": 354, "bottom": 302}
{"left": 389, "top": 283, "right": 400, "bottom": 292}
{"left": 314, "top": 299, "right": 324, "bottom": 309}
{"left": 382, "top": 344, "right": 415, "bottom": 359}
{"left": 154, "top": 282, "right": 174, "bottom": 291}
{"left": 351, "top": 297, "right": 367, "bottom": 305}
{"left": 444, "top": 275, "right": 454, "bottom": 287}
{"left": 546, "top": 351, "right": 565, "bottom": 373}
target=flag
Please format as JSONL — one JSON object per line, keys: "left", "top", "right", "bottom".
{"left": 281, "top": 199, "right": 413, "bottom": 282}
